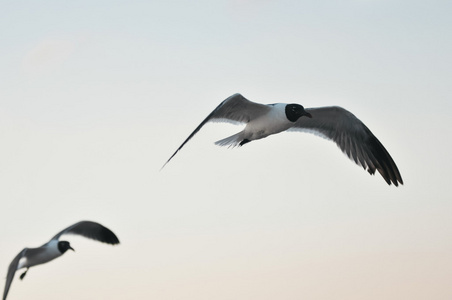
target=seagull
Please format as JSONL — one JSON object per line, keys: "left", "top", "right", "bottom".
{"left": 3, "top": 221, "right": 120, "bottom": 300}
{"left": 162, "top": 93, "right": 403, "bottom": 186}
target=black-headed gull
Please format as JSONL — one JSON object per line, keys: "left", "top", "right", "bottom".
{"left": 3, "top": 221, "right": 120, "bottom": 300}
{"left": 163, "top": 93, "right": 403, "bottom": 186}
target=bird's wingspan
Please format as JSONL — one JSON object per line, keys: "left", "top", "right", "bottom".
{"left": 50, "top": 221, "right": 120, "bottom": 245}
{"left": 162, "top": 93, "right": 270, "bottom": 169}
{"left": 289, "top": 106, "right": 403, "bottom": 186}
{"left": 3, "top": 249, "right": 26, "bottom": 300}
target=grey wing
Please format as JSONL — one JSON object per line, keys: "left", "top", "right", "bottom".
{"left": 50, "top": 221, "right": 120, "bottom": 245}
{"left": 162, "top": 93, "right": 270, "bottom": 168}
{"left": 3, "top": 249, "right": 26, "bottom": 300}
{"left": 290, "top": 106, "right": 403, "bottom": 186}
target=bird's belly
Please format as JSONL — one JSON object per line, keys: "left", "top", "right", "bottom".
{"left": 245, "top": 118, "right": 292, "bottom": 140}
{"left": 21, "top": 247, "right": 62, "bottom": 268}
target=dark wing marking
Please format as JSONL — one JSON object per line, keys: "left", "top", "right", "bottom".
{"left": 50, "top": 221, "right": 120, "bottom": 245}
{"left": 161, "top": 93, "right": 270, "bottom": 169}
{"left": 289, "top": 106, "right": 403, "bottom": 186}
{"left": 3, "top": 248, "right": 26, "bottom": 300}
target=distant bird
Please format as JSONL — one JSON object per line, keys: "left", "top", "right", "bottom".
{"left": 3, "top": 221, "right": 120, "bottom": 300}
{"left": 162, "top": 93, "right": 403, "bottom": 186}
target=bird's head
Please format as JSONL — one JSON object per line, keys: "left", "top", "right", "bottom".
{"left": 58, "top": 241, "right": 75, "bottom": 254}
{"left": 285, "top": 104, "right": 312, "bottom": 122}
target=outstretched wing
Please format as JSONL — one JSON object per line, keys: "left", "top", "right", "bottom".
{"left": 3, "top": 248, "right": 26, "bottom": 300}
{"left": 162, "top": 93, "right": 270, "bottom": 169}
{"left": 50, "top": 221, "right": 120, "bottom": 245}
{"left": 290, "top": 106, "right": 403, "bottom": 186}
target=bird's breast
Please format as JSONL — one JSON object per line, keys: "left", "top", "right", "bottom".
{"left": 246, "top": 106, "right": 292, "bottom": 139}
{"left": 22, "top": 242, "right": 63, "bottom": 268}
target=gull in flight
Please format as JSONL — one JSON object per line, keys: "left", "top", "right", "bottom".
{"left": 162, "top": 93, "right": 403, "bottom": 186}
{"left": 3, "top": 221, "right": 120, "bottom": 300}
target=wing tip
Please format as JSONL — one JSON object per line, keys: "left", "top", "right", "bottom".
{"left": 160, "top": 159, "right": 171, "bottom": 171}
{"left": 69, "top": 221, "right": 121, "bottom": 245}
{"left": 97, "top": 225, "right": 120, "bottom": 245}
{"left": 105, "top": 235, "right": 120, "bottom": 245}
{"left": 376, "top": 167, "right": 404, "bottom": 187}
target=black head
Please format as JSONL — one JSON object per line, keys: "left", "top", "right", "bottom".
{"left": 285, "top": 104, "right": 312, "bottom": 122}
{"left": 58, "top": 241, "right": 75, "bottom": 254}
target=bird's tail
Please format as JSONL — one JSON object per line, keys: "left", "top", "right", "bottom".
{"left": 215, "top": 132, "right": 245, "bottom": 148}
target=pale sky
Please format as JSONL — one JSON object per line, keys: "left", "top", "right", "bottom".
{"left": 1, "top": 1, "right": 451, "bottom": 299}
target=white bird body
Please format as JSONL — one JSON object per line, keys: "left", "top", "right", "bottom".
{"left": 216, "top": 103, "right": 293, "bottom": 146}
{"left": 246, "top": 103, "right": 293, "bottom": 138}
{"left": 17, "top": 240, "right": 62, "bottom": 270}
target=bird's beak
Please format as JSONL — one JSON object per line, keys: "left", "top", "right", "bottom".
{"left": 304, "top": 111, "right": 312, "bottom": 118}
{"left": 69, "top": 246, "right": 75, "bottom": 252}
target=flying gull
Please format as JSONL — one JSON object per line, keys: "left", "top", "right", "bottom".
{"left": 3, "top": 221, "right": 120, "bottom": 300}
{"left": 162, "top": 93, "right": 403, "bottom": 186}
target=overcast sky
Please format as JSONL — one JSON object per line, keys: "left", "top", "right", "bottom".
{"left": 1, "top": 1, "right": 451, "bottom": 299}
